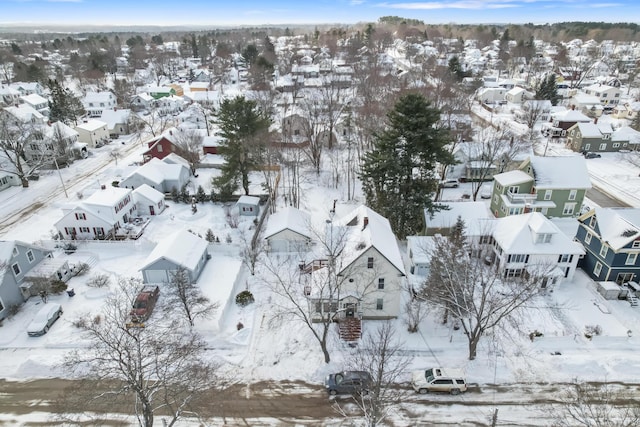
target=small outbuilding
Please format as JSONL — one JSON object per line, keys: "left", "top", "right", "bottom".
{"left": 236, "top": 195, "right": 260, "bottom": 216}
{"left": 263, "top": 206, "right": 311, "bottom": 252}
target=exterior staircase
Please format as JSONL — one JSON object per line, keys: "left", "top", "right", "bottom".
{"left": 338, "top": 317, "right": 362, "bottom": 341}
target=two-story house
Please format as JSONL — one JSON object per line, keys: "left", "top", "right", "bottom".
{"left": 576, "top": 208, "right": 640, "bottom": 284}
{"left": 301, "top": 205, "right": 405, "bottom": 340}
{"left": 566, "top": 121, "right": 613, "bottom": 153}
{"left": 490, "top": 155, "right": 591, "bottom": 219}
{"left": 583, "top": 83, "right": 622, "bottom": 108}
{"left": 484, "top": 212, "right": 585, "bottom": 286}
{"left": 547, "top": 108, "right": 592, "bottom": 137}
{"left": 55, "top": 187, "right": 137, "bottom": 240}
{"left": 83, "top": 91, "right": 117, "bottom": 118}
{"left": 20, "top": 94, "right": 49, "bottom": 117}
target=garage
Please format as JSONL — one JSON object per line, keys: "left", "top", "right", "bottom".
{"left": 143, "top": 269, "right": 170, "bottom": 284}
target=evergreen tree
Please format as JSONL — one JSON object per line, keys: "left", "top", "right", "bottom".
{"left": 360, "top": 93, "right": 453, "bottom": 239}
{"left": 535, "top": 74, "right": 560, "bottom": 106}
{"left": 47, "top": 79, "right": 85, "bottom": 125}
{"left": 213, "top": 96, "right": 270, "bottom": 196}
{"left": 196, "top": 185, "right": 207, "bottom": 202}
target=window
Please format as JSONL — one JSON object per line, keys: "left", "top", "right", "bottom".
{"left": 613, "top": 143, "right": 620, "bottom": 148}
{"left": 589, "top": 216, "right": 596, "bottom": 228}
{"left": 12, "top": 246, "right": 18, "bottom": 257}
{"left": 26, "top": 250, "right": 34, "bottom": 263}
{"left": 79, "top": 227, "right": 90, "bottom": 233}
{"left": 378, "top": 278, "right": 385, "bottom": 290}
{"left": 558, "top": 254, "right": 573, "bottom": 263}
{"left": 563, "top": 203, "right": 576, "bottom": 215}
{"left": 505, "top": 268, "right": 523, "bottom": 278}
{"left": 508, "top": 254, "right": 529, "bottom": 263}
{"left": 633, "top": 241, "right": 640, "bottom": 249}
{"left": 626, "top": 253, "right": 637, "bottom": 265}
{"left": 11, "top": 263, "right": 21, "bottom": 276}
{"left": 508, "top": 207, "right": 522, "bottom": 215}
{"left": 367, "top": 257, "right": 374, "bottom": 268}
{"left": 541, "top": 207, "right": 548, "bottom": 215}
{"left": 508, "top": 186, "right": 519, "bottom": 194}
{"left": 585, "top": 143, "right": 591, "bottom": 150}
{"left": 535, "top": 233, "right": 552, "bottom": 243}
{"left": 585, "top": 232, "right": 592, "bottom": 244}
{"left": 0, "top": 299, "right": 3, "bottom": 311}
{"left": 544, "top": 190, "right": 553, "bottom": 200}
{"left": 493, "top": 194, "right": 498, "bottom": 205}
{"left": 157, "top": 145, "right": 163, "bottom": 152}
{"left": 568, "top": 190, "right": 577, "bottom": 201}
{"left": 594, "top": 262, "right": 603, "bottom": 276}
{"left": 75, "top": 212, "right": 86, "bottom": 220}
{"left": 376, "top": 298, "right": 384, "bottom": 310}
{"left": 600, "top": 245, "right": 608, "bottom": 258}
{"left": 599, "top": 143, "right": 607, "bottom": 151}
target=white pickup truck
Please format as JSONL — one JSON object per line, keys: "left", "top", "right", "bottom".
{"left": 411, "top": 367, "right": 467, "bottom": 395}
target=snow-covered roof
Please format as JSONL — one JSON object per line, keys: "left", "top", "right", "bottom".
{"left": 575, "top": 122, "right": 603, "bottom": 138}
{"left": 529, "top": 156, "right": 591, "bottom": 190}
{"left": 84, "top": 186, "right": 131, "bottom": 207}
{"left": 4, "top": 104, "right": 45, "bottom": 122}
{"left": 593, "top": 207, "right": 640, "bottom": 251}
{"left": 493, "top": 170, "right": 532, "bottom": 186}
{"left": 99, "top": 109, "right": 131, "bottom": 128}
{"left": 425, "top": 202, "right": 494, "bottom": 236}
{"left": 84, "top": 91, "right": 115, "bottom": 103}
{"left": 124, "top": 157, "right": 188, "bottom": 184}
{"left": 46, "top": 121, "right": 78, "bottom": 139}
{"left": 133, "top": 183, "right": 164, "bottom": 204}
{"left": 612, "top": 126, "right": 640, "bottom": 143}
{"left": 76, "top": 119, "right": 107, "bottom": 132}
{"left": 20, "top": 93, "right": 48, "bottom": 106}
{"left": 237, "top": 195, "right": 260, "bottom": 206}
{"left": 263, "top": 206, "right": 311, "bottom": 240}
{"left": 140, "top": 229, "right": 208, "bottom": 272}
{"left": 492, "top": 212, "right": 585, "bottom": 255}
{"left": 406, "top": 235, "right": 435, "bottom": 265}
{"left": 552, "top": 109, "right": 591, "bottom": 123}
{"left": 331, "top": 205, "right": 405, "bottom": 275}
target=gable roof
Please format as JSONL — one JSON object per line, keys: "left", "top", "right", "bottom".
{"left": 493, "top": 170, "right": 532, "bottom": 186}
{"left": 123, "top": 157, "right": 189, "bottom": 185}
{"left": 140, "top": 230, "right": 208, "bottom": 272}
{"left": 424, "top": 201, "right": 494, "bottom": 236}
{"left": 332, "top": 205, "right": 405, "bottom": 275}
{"left": 593, "top": 207, "right": 640, "bottom": 250}
{"left": 492, "top": 212, "right": 584, "bottom": 255}
{"left": 133, "top": 184, "right": 164, "bottom": 204}
{"left": 263, "top": 206, "right": 311, "bottom": 239}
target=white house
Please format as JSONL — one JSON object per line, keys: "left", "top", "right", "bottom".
{"left": 75, "top": 119, "right": 110, "bottom": 148}
{"left": 83, "top": 91, "right": 117, "bottom": 118}
{"left": 263, "top": 206, "right": 312, "bottom": 253}
{"left": 485, "top": 212, "right": 585, "bottom": 286}
{"left": 407, "top": 235, "right": 435, "bottom": 276}
{"left": 119, "top": 157, "right": 191, "bottom": 193}
{"left": 303, "top": 205, "right": 406, "bottom": 324}
{"left": 130, "top": 93, "right": 154, "bottom": 111}
{"left": 133, "top": 184, "right": 166, "bottom": 216}
{"left": 20, "top": 93, "right": 49, "bottom": 116}
{"left": 99, "top": 109, "right": 131, "bottom": 138}
{"left": 55, "top": 187, "right": 136, "bottom": 240}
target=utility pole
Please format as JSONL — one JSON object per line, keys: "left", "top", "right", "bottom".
{"left": 53, "top": 157, "right": 68, "bottom": 198}
{"left": 491, "top": 408, "right": 499, "bottom": 427}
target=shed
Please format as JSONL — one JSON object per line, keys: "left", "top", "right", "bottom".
{"left": 236, "top": 195, "right": 260, "bottom": 216}
{"left": 140, "top": 230, "right": 209, "bottom": 284}
{"left": 133, "top": 184, "right": 166, "bottom": 216}
{"left": 597, "top": 281, "right": 621, "bottom": 300}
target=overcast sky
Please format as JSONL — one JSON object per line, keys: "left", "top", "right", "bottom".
{"left": 1, "top": 0, "right": 638, "bottom": 27}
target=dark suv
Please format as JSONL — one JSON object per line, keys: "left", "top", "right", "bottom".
{"left": 325, "top": 371, "right": 373, "bottom": 396}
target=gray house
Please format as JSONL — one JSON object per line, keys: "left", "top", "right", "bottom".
{"left": 236, "top": 195, "right": 260, "bottom": 217}
{"left": 139, "top": 230, "right": 209, "bottom": 284}
{"left": 0, "top": 241, "right": 55, "bottom": 319}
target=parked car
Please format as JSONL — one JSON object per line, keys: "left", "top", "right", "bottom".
{"left": 584, "top": 152, "right": 601, "bottom": 159}
{"left": 27, "top": 303, "right": 63, "bottom": 337}
{"left": 325, "top": 371, "right": 372, "bottom": 396}
{"left": 439, "top": 179, "right": 459, "bottom": 188}
{"left": 128, "top": 285, "right": 160, "bottom": 325}
{"left": 480, "top": 183, "right": 493, "bottom": 199}
{"left": 411, "top": 367, "right": 467, "bottom": 395}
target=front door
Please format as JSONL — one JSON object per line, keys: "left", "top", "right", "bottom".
{"left": 345, "top": 303, "right": 356, "bottom": 318}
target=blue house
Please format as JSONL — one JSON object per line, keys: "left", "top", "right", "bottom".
{"left": 576, "top": 208, "right": 640, "bottom": 283}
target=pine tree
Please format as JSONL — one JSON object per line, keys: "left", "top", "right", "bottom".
{"left": 535, "top": 74, "right": 560, "bottom": 106}
{"left": 205, "top": 229, "right": 215, "bottom": 242}
{"left": 360, "top": 93, "right": 453, "bottom": 239}
{"left": 196, "top": 185, "right": 207, "bottom": 202}
{"left": 213, "top": 96, "right": 270, "bottom": 196}
{"left": 47, "top": 79, "right": 85, "bottom": 125}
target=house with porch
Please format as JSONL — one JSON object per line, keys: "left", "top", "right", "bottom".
{"left": 83, "top": 91, "right": 117, "bottom": 118}
{"left": 0, "top": 240, "right": 59, "bottom": 319}
{"left": 546, "top": 108, "right": 592, "bottom": 137}
{"left": 55, "top": 187, "right": 136, "bottom": 240}
{"left": 576, "top": 208, "right": 640, "bottom": 284}
{"left": 489, "top": 155, "right": 591, "bottom": 219}
{"left": 300, "top": 205, "right": 405, "bottom": 340}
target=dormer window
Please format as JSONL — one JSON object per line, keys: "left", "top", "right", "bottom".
{"left": 535, "top": 233, "right": 552, "bottom": 243}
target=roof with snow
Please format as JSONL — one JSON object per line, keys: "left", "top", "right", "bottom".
{"left": 529, "top": 156, "right": 591, "bottom": 190}
{"left": 552, "top": 109, "right": 592, "bottom": 123}
{"left": 123, "top": 157, "right": 189, "bottom": 184}
{"left": 263, "top": 206, "right": 311, "bottom": 240}
{"left": 84, "top": 186, "right": 131, "bottom": 207}
{"left": 133, "top": 184, "right": 164, "bottom": 203}
{"left": 76, "top": 119, "right": 107, "bottom": 132}
{"left": 592, "top": 207, "right": 640, "bottom": 251}
{"left": 494, "top": 170, "right": 533, "bottom": 186}
{"left": 20, "top": 93, "right": 48, "bottom": 106}
{"left": 492, "top": 212, "right": 585, "bottom": 255}
{"left": 140, "top": 229, "right": 208, "bottom": 272}
{"left": 331, "top": 205, "right": 405, "bottom": 275}
{"left": 612, "top": 126, "right": 640, "bottom": 143}
{"left": 424, "top": 202, "right": 494, "bottom": 236}
{"left": 99, "top": 109, "right": 131, "bottom": 128}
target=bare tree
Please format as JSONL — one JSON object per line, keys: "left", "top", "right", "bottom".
{"left": 0, "top": 111, "right": 51, "bottom": 187}
{"left": 333, "top": 321, "right": 408, "bottom": 427}
{"left": 63, "top": 277, "right": 219, "bottom": 427}
{"left": 172, "top": 128, "right": 203, "bottom": 175}
{"left": 166, "top": 267, "right": 218, "bottom": 327}
{"left": 419, "top": 218, "right": 550, "bottom": 360}
{"left": 238, "top": 223, "right": 266, "bottom": 276}
{"left": 549, "top": 381, "right": 640, "bottom": 427}
{"left": 132, "top": 111, "right": 174, "bottom": 141}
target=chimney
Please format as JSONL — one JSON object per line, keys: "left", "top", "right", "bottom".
{"left": 594, "top": 117, "right": 598, "bottom": 124}
{"left": 363, "top": 216, "right": 369, "bottom": 229}
{"left": 571, "top": 104, "right": 575, "bottom": 110}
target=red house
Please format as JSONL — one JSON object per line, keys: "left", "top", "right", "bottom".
{"left": 202, "top": 135, "right": 221, "bottom": 155}
{"left": 142, "top": 127, "right": 181, "bottom": 163}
